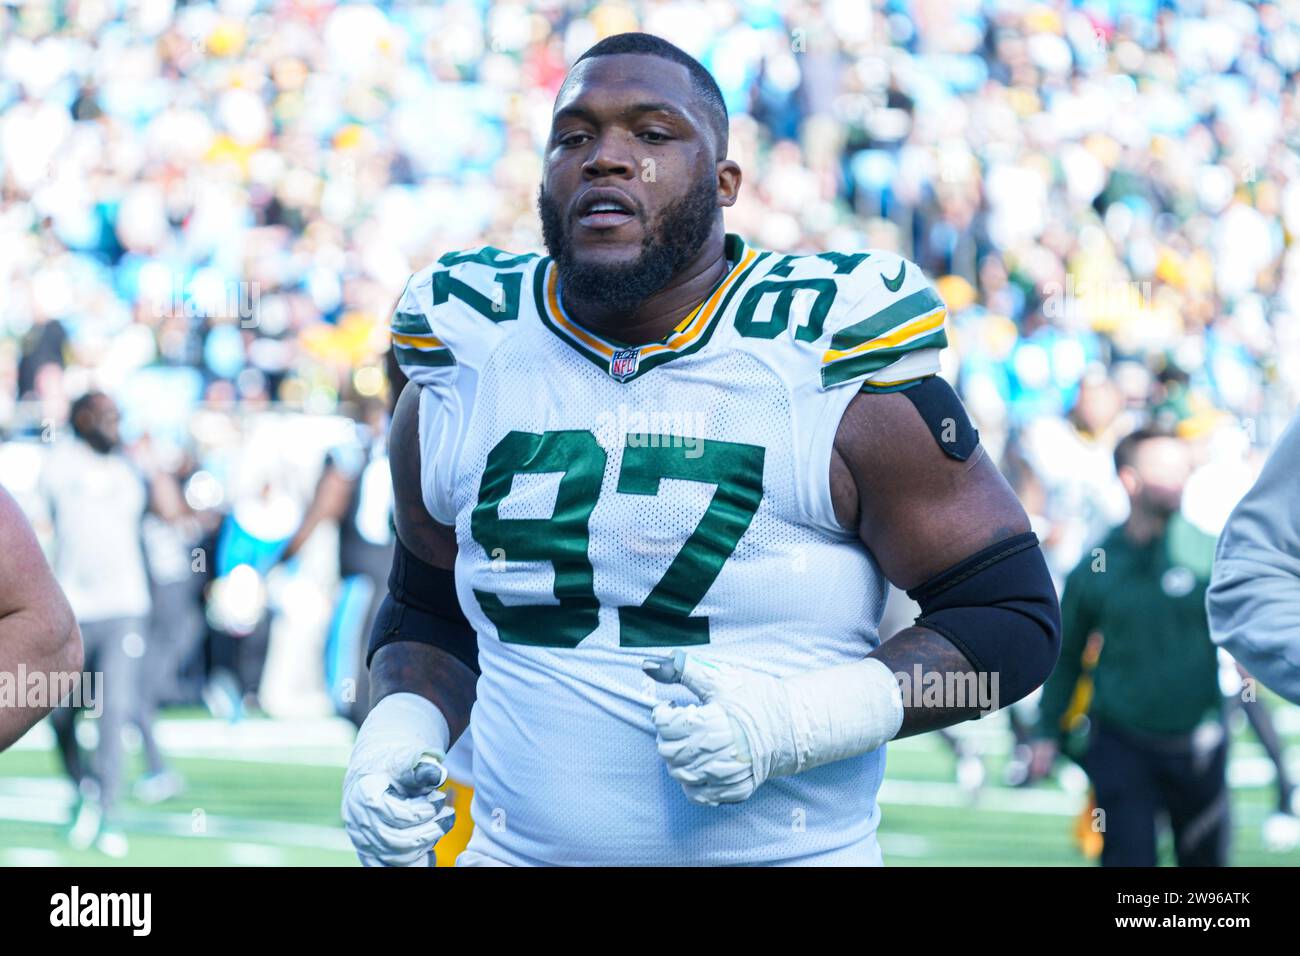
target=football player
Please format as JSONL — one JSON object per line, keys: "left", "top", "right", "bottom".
{"left": 0, "top": 486, "right": 82, "bottom": 751}
{"left": 342, "top": 33, "right": 1061, "bottom": 866}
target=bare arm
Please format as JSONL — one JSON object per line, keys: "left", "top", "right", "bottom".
{"left": 278, "top": 462, "right": 354, "bottom": 564}
{"left": 147, "top": 467, "right": 189, "bottom": 524}
{"left": 0, "top": 487, "right": 83, "bottom": 750}
{"left": 831, "top": 388, "right": 1032, "bottom": 738}
{"left": 368, "top": 382, "right": 475, "bottom": 743}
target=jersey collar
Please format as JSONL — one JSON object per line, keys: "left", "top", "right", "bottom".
{"left": 533, "top": 234, "right": 764, "bottom": 383}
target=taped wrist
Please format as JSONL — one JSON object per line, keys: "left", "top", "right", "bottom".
{"left": 366, "top": 537, "right": 479, "bottom": 675}
{"left": 905, "top": 532, "right": 1061, "bottom": 711}
{"left": 352, "top": 692, "right": 451, "bottom": 769}
{"left": 771, "top": 657, "right": 904, "bottom": 778}
{"left": 345, "top": 697, "right": 452, "bottom": 790}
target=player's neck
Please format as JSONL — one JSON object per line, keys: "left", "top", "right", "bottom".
{"left": 561, "top": 233, "right": 731, "bottom": 346}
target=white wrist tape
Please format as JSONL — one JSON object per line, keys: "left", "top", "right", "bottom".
{"left": 768, "top": 657, "right": 903, "bottom": 779}
{"left": 351, "top": 692, "right": 451, "bottom": 773}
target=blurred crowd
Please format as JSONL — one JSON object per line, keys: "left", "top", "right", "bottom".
{"left": 2, "top": 0, "right": 1299, "bottom": 744}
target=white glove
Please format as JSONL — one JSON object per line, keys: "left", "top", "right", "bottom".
{"left": 342, "top": 693, "right": 456, "bottom": 867}
{"left": 644, "top": 650, "right": 904, "bottom": 806}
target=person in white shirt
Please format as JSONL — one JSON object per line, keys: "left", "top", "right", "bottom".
{"left": 41, "top": 391, "right": 153, "bottom": 857}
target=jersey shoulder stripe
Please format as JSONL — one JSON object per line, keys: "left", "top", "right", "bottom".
{"left": 723, "top": 246, "right": 948, "bottom": 391}
{"left": 390, "top": 246, "right": 539, "bottom": 385}
{"left": 815, "top": 252, "right": 948, "bottom": 389}
{"left": 391, "top": 306, "right": 454, "bottom": 368}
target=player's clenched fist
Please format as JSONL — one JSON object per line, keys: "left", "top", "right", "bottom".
{"left": 644, "top": 650, "right": 905, "bottom": 807}
{"left": 644, "top": 652, "right": 767, "bottom": 805}
{"left": 342, "top": 693, "right": 455, "bottom": 866}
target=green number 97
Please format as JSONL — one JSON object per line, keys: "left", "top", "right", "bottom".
{"left": 470, "top": 430, "right": 765, "bottom": 649}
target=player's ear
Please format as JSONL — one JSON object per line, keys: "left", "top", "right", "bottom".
{"left": 1117, "top": 465, "right": 1140, "bottom": 498}
{"left": 716, "top": 159, "right": 741, "bottom": 207}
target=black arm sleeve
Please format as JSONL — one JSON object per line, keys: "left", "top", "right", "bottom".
{"left": 905, "top": 532, "right": 1061, "bottom": 710}
{"left": 896, "top": 375, "right": 980, "bottom": 461}
{"left": 366, "top": 536, "right": 479, "bottom": 676}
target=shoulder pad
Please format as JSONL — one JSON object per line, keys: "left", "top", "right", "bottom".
{"left": 390, "top": 246, "right": 539, "bottom": 386}
{"left": 813, "top": 251, "right": 948, "bottom": 390}
{"left": 731, "top": 250, "right": 878, "bottom": 347}
{"left": 729, "top": 249, "right": 947, "bottom": 390}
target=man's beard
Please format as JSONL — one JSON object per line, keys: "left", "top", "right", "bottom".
{"left": 1142, "top": 490, "right": 1183, "bottom": 518}
{"left": 82, "top": 431, "right": 117, "bottom": 454}
{"left": 538, "top": 176, "right": 719, "bottom": 315}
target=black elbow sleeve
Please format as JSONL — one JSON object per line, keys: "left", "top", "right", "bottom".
{"left": 366, "top": 537, "right": 479, "bottom": 676}
{"left": 905, "top": 532, "right": 1061, "bottom": 709}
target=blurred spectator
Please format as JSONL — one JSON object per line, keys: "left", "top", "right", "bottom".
{"left": 202, "top": 478, "right": 296, "bottom": 716}
{"left": 40, "top": 392, "right": 152, "bottom": 857}
{"left": 276, "top": 397, "right": 393, "bottom": 727}
{"left": 17, "top": 315, "right": 67, "bottom": 400}
{"left": 133, "top": 447, "right": 201, "bottom": 804}
{"left": 1008, "top": 368, "right": 1133, "bottom": 585}
{"left": 1031, "top": 429, "right": 1228, "bottom": 866}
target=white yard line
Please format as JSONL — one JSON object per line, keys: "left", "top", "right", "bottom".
{"left": 876, "top": 833, "right": 933, "bottom": 858}
{"left": 1, "top": 848, "right": 63, "bottom": 866}
{"left": 0, "top": 780, "right": 352, "bottom": 853}
{"left": 879, "top": 778, "right": 1083, "bottom": 816}
{"left": 9, "top": 717, "right": 353, "bottom": 766}
{"left": 226, "top": 843, "right": 290, "bottom": 866}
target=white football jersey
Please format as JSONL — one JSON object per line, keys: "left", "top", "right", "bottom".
{"left": 392, "top": 235, "right": 948, "bottom": 865}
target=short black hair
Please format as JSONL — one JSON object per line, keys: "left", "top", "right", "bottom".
{"left": 1113, "top": 426, "right": 1173, "bottom": 474}
{"left": 574, "top": 32, "right": 729, "bottom": 158}
{"left": 69, "top": 390, "right": 105, "bottom": 441}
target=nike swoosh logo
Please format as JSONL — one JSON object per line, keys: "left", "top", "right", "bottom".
{"left": 882, "top": 261, "right": 906, "bottom": 293}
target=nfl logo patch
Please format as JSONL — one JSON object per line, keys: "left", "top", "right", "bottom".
{"left": 609, "top": 347, "right": 641, "bottom": 382}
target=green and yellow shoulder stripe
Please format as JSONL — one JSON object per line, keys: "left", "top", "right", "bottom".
{"left": 389, "top": 246, "right": 538, "bottom": 385}
{"left": 816, "top": 251, "right": 948, "bottom": 390}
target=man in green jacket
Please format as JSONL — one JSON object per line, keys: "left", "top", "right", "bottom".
{"left": 1030, "top": 427, "right": 1227, "bottom": 866}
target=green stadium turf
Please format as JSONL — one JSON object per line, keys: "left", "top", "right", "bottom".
{"left": 1, "top": 710, "right": 1298, "bottom": 867}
